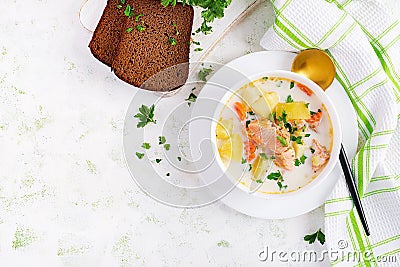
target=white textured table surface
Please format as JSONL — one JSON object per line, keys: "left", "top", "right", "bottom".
{"left": 1, "top": 0, "right": 399, "bottom": 266}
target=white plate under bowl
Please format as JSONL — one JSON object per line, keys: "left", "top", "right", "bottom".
{"left": 190, "top": 51, "right": 358, "bottom": 219}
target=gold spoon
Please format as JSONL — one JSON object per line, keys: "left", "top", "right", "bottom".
{"left": 292, "top": 49, "right": 336, "bottom": 90}
{"left": 292, "top": 49, "right": 370, "bottom": 236}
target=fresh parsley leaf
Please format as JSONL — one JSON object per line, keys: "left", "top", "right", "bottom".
{"left": 135, "top": 14, "right": 144, "bottom": 22}
{"left": 286, "top": 95, "right": 294, "bottom": 103}
{"left": 290, "top": 135, "right": 303, "bottom": 144}
{"left": 259, "top": 153, "right": 268, "bottom": 160}
{"left": 169, "top": 37, "right": 177, "bottom": 46}
{"left": 124, "top": 5, "right": 132, "bottom": 17}
{"left": 185, "top": 93, "right": 197, "bottom": 106}
{"left": 134, "top": 104, "right": 156, "bottom": 128}
{"left": 193, "top": 41, "right": 200, "bottom": 45}
{"left": 166, "top": 173, "right": 170, "bottom": 176}
{"left": 305, "top": 103, "right": 310, "bottom": 108}
{"left": 294, "top": 159, "right": 301, "bottom": 166}
{"left": 267, "top": 170, "right": 282, "bottom": 181}
{"left": 158, "top": 136, "right": 166, "bottom": 145}
{"left": 310, "top": 147, "right": 315, "bottom": 153}
{"left": 263, "top": 76, "right": 269, "bottom": 80}
{"left": 271, "top": 155, "right": 276, "bottom": 159}
{"left": 277, "top": 136, "right": 287, "bottom": 147}
{"left": 245, "top": 120, "right": 251, "bottom": 128}
{"left": 305, "top": 133, "right": 311, "bottom": 137}
{"left": 194, "top": 48, "right": 203, "bottom": 52}
{"left": 304, "top": 229, "right": 325, "bottom": 245}
{"left": 177, "top": 156, "right": 182, "bottom": 161}
{"left": 155, "top": 158, "right": 162, "bottom": 163}
{"left": 256, "top": 179, "right": 263, "bottom": 184}
{"left": 241, "top": 158, "right": 246, "bottom": 164}
{"left": 136, "top": 152, "right": 144, "bottom": 159}
{"left": 137, "top": 24, "right": 145, "bottom": 32}
{"left": 277, "top": 110, "right": 288, "bottom": 124}
{"left": 126, "top": 27, "right": 133, "bottom": 33}
{"left": 198, "top": 67, "right": 212, "bottom": 82}
{"left": 290, "top": 81, "right": 295, "bottom": 89}
{"left": 248, "top": 164, "right": 252, "bottom": 171}
{"left": 142, "top": 143, "right": 151, "bottom": 149}
{"left": 300, "top": 155, "right": 307, "bottom": 164}
{"left": 164, "top": 144, "right": 170, "bottom": 150}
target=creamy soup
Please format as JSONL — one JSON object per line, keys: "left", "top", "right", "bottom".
{"left": 216, "top": 77, "right": 333, "bottom": 194}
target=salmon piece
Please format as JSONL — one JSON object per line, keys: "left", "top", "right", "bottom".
{"left": 273, "top": 125, "right": 295, "bottom": 170}
{"left": 246, "top": 120, "right": 276, "bottom": 151}
{"left": 287, "top": 119, "right": 306, "bottom": 132}
{"left": 245, "top": 141, "right": 256, "bottom": 162}
{"left": 311, "top": 139, "right": 330, "bottom": 172}
{"left": 307, "top": 110, "right": 322, "bottom": 131}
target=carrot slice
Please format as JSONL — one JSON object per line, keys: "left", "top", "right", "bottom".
{"left": 307, "top": 110, "right": 322, "bottom": 123}
{"left": 297, "top": 83, "right": 313, "bottom": 96}
{"left": 245, "top": 141, "right": 256, "bottom": 161}
{"left": 234, "top": 101, "right": 247, "bottom": 121}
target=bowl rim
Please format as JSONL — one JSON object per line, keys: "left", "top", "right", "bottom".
{"left": 211, "top": 70, "right": 342, "bottom": 199}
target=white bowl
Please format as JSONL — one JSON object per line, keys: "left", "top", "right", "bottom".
{"left": 210, "top": 70, "right": 342, "bottom": 199}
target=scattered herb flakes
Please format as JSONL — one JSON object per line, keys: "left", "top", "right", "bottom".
{"left": 137, "top": 24, "right": 145, "bottom": 32}
{"left": 248, "top": 164, "right": 252, "bottom": 171}
{"left": 310, "top": 147, "right": 315, "bottom": 153}
{"left": 295, "top": 155, "right": 308, "bottom": 166}
{"left": 185, "top": 93, "right": 197, "bottom": 106}
{"left": 126, "top": 27, "right": 133, "bottom": 33}
{"left": 277, "top": 110, "right": 288, "bottom": 124}
{"left": 155, "top": 159, "right": 162, "bottom": 163}
{"left": 124, "top": 5, "right": 132, "bottom": 17}
{"left": 169, "top": 37, "right": 177, "bottom": 46}
{"left": 286, "top": 95, "right": 294, "bottom": 103}
{"left": 217, "top": 240, "right": 230, "bottom": 247}
{"left": 166, "top": 173, "right": 170, "bottom": 176}
{"left": 304, "top": 229, "right": 325, "bottom": 245}
{"left": 290, "top": 81, "right": 295, "bottom": 89}
{"left": 136, "top": 152, "right": 144, "bottom": 159}
{"left": 135, "top": 13, "right": 144, "bottom": 22}
{"left": 259, "top": 153, "right": 268, "bottom": 160}
{"left": 271, "top": 155, "right": 276, "bottom": 159}
{"left": 241, "top": 158, "right": 246, "bottom": 164}
{"left": 290, "top": 135, "right": 303, "bottom": 144}
{"left": 158, "top": 136, "right": 166, "bottom": 145}
{"left": 177, "top": 156, "right": 182, "bottom": 161}
{"left": 164, "top": 144, "right": 170, "bottom": 151}
{"left": 294, "top": 159, "right": 301, "bottom": 166}
{"left": 142, "top": 143, "right": 151, "bottom": 149}
{"left": 245, "top": 120, "right": 251, "bottom": 128}
{"left": 256, "top": 179, "right": 263, "bottom": 184}
{"left": 134, "top": 104, "right": 156, "bottom": 128}
{"left": 12, "top": 227, "right": 37, "bottom": 249}
{"left": 305, "top": 103, "right": 310, "bottom": 108}
{"left": 305, "top": 133, "right": 311, "bottom": 137}
{"left": 247, "top": 111, "right": 255, "bottom": 116}
{"left": 198, "top": 67, "right": 212, "bottom": 82}
{"left": 300, "top": 155, "right": 307, "bottom": 164}
{"left": 310, "top": 110, "right": 317, "bottom": 115}
{"left": 193, "top": 41, "right": 200, "bottom": 45}
{"left": 172, "top": 22, "right": 177, "bottom": 27}
{"left": 262, "top": 76, "right": 269, "bottom": 80}
{"left": 267, "top": 170, "right": 287, "bottom": 190}
{"left": 277, "top": 136, "right": 287, "bottom": 147}
{"left": 194, "top": 48, "right": 203, "bottom": 52}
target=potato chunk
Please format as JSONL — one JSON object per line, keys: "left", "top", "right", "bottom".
{"left": 275, "top": 102, "right": 311, "bottom": 120}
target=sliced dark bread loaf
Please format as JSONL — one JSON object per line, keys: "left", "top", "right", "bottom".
{"left": 112, "top": 0, "right": 194, "bottom": 91}
{"left": 89, "top": 0, "right": 125, "bottom": 67}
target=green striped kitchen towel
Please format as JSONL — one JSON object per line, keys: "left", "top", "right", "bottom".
{"left": 260, "top": 0, "right": 400, "bottom": 265}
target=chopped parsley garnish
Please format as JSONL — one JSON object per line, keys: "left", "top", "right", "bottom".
{"left": 290, "top": 81, "right": 295, "bottom": 89}
{"left": 142, "top": 143, "right": 151, "bottom": 149}
{"left": 247, "top": 111, "right": 255, "bottom": 116}
{"left": 268, "top": 112, "right": 276, "bottom": 122}
{"left": 267, "top": 170, "right": 287, "bottom": 190}
{"left": 194, "top": 48, "right": 203, "bottom": 52}
{"left": 134, "top": 104, "right": 156, "bottom": 128}
{"left": 277, "top": 136, "right": 287, "bottom": 147}
{"left": 241, "top": 158, "right": 246, "bottom": 164}
{"left": 305, "top": 103, "right": 310, "bottom": 108}
{"left": 124, "top": 5, "right": 133, "bottom": 17}
{"left": 245, "top": 120, "right": 251, "bottom": 128}
{"left": 136, "top": 152, "right": 144, "bottom": 159}
{"left": 290, "top": 135, "right": 303, "bottom": 144}
{"left": 155, "top": 159, "right": 162, "bottom": 163}
{"left": 255, "top": 179, "right": 263, "bottom": 184}
{"left": 259, "top": 153, "right": 268, "bottom": 160}
{"left": 294, "top": 159, "right": 301, "bottom": 166}
{"left": 305, "top": 133, "right": 311, "bottom": 137}
{"left": 135, "top": 14, "right": 144, "bottom": 22}
{"left": 166, "top": 173, "right": 170, "bottom": 176}
{"left": 271, "top": 155, "right": 276, "bottom": 159}
{"left": 310, "top": 147, "right": 315, "bottom": 153}
{"left": 164, "top": 144, "right": 170, "bottom": 150}
{"left": 295, "top": 155, "right": 308, "bottom": 166}
{"left": 262, "top": 76, "right": 269, "bottom": 80}
{"left": 177, "top": 156, "right": 182, "bottom": 161}
{"left": 193, "top": 41, "right": 200, "bottom": 45}
{"left": 158, "top": 136, "right": 166, "bottom": 145}
{"left": 304, "top": 229, "right": 325, "bottom": 245}
{"left": 126, "top": 27, "right": 133, "bottom": 33}
{"left": 286, "top": 95, "right": 294, "bottom": 103}
{"left": 185, "top": 93, "right": 197, "bottom": 106}
{"left": 310, "top": 111, "right": 317, "bottom": 115}
{"left": 248, "top": 164, "right": 252, "bottom": 171}
{"left": 277, "top": 110, "right": 288, "bottom": 124}
{"left": 198, "top": 67, "right": 212, "bottom": 82}
{"left": 168, "top": 37, "right": 177, "bottom": 46}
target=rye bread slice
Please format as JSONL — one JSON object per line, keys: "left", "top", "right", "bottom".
{"left": 89, "top": 0, "right": 125, "bottom": 67}
{"left": 112, "top": 0, "right": 194, "bottom": 91}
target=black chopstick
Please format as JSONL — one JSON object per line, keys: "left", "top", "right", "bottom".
{"left": 339, "top": 144, "right": 370, "bottom": 236}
